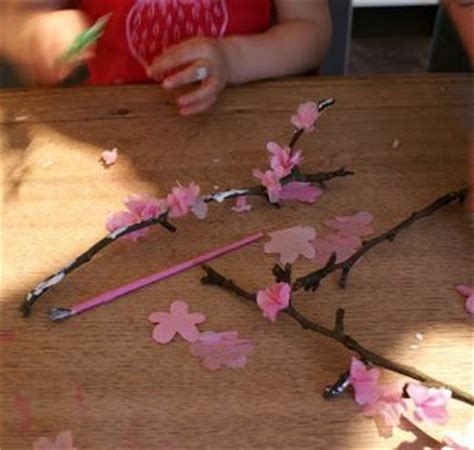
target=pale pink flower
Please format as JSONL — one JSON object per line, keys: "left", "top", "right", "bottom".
{"left": 231, "top": 196, "right": 252, "bottom": 213}
{"left": 349, "top": 357, "right": 381, "bottom": 406}
{"left": 106, "top": 193, "right": 166, "bottom": 242}
{"left": 148, "top": 300, "right": 206, "bottom": 344}
{"left": 33, "top": 431, "right": 77, "bottom": 450}
{"left": 252, "top": 169, "right": 282, "bottom": 203}
{"left": 363, "top": 383, "right": 407, "bottom": 438}
{"left": 256, "top": 282, "right": 291, "bottom": 322}
{"left": 266, "top": 141, "right": 303, "bottom": 177}
{"left": 100, "top": 147, "right": 118, "bottom": 166}
{"left": 190, "top": 331, "right": 255, "bottom": 370}
{"left": 443, "top": 420, "right": 474, "bottom": 450}
{"left": 291, "top": 101, "right": 320, "bottom": 133}
{"left": 456, "top": 285, "right": 474, "bottom": 315}
{"left": 324, "top": 212, "right": 374, "bottom": 238}
{"left": 190, "top": 196, "right": 208, "bottom": 220}
{"left": 166, "top": 182, "right": 201, "bottom": 218}
{"left": 406, "top": 383, "right": 451, "bottom": 425}
{"left": 280, "top": 182, "right": 323, "bottom": 204}
{"left": 264, "top": 226, "right": 316, "bottom": 264}
{"left": 312, "top": 234, "right": 362, "bottom": 266}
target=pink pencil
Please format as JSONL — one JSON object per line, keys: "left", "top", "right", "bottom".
{"left": 49, "top": 231, "right": 263, "bottom": 321}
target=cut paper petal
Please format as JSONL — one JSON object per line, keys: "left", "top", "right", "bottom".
{"left": 256, "top": 282, "right": 291, "bottom": 322}
{"left": 190, "top": 197, "right": 208, "bottom": 220}
{"left": 456, "top": 285, "right": 474, "bottom": 315}
{"left": 190, "top": 331, "right": 255, "bottom": 370}
{"left": 265, "top": 226, "right": 316, "bottom": 264}
{"left": 101, "top": 148, "right": 118, "bottom": 166}
{"left": 291, "top": 101, "right": 320, "bottom": 133}
{"left": 312, "top": 234, "right": 362, "bottom": 266}
{"left": 280, "top": 182, "right": 323, "bottom": 204}
{"left": 406, "top": 383, "right": 451, "bottom": 425}
{"left": 324, "top": 212, "right": 374, "bottom": 237}
{"left": 349, "top": 357, "right": 381, "bottom": 406}
{"left": 33, "top": 431, "right": 77, "bottom": 450}
{"left": 231, "top": 196, "right": 252, "bottom": 213}
{"left": 149, "top": 300, "right": 206, "bottom": 344}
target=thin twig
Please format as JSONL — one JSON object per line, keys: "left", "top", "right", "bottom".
{"left": 200, "top": 265, "right": 474, "bottom": 406}
{"left": 293, "top": 187, "right": 469, "bottom": 292}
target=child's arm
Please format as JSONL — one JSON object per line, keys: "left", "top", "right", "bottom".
{"left": 149, "top": 0, "right": 331, "bottom": 116}
{"left": 1, "top": 1, "right": 90, "bottom": 85}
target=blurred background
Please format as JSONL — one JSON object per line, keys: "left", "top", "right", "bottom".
{"left": 0, "top": 0, "right": 472, "bottom": 88}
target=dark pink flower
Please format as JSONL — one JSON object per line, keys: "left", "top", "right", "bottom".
{"left": 256, "top": 282, "right": 291, "bottom": 322}
{"left": 291, "top": 101, "right": 320, "bottom": 133}
{"left": 252, "top": 169, "right": 282, "bottom": 203}
{"left": 456, "top": 285, "right": 474, "bottom": 315}
{"left": 280, "top": 182, "right": 323, "bottom": 204}
{"left": 267, "top": 141, "right": 303, "bottom": 177}
{"left": 406, "top": 383, "right": 451, "bottom": 425}
{"left": 148, "top": 300, "right": 206, "bottom": 344}
{"left": 166, "top": 182, "right": 201, "bottom": 218}
{"left": 349, "top": 357, "right": 381, "bottom": 406}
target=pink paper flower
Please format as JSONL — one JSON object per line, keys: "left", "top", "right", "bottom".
{"left": 166, "top": 182, "right": 201, "bottom": 218}
{"left": 406, "top": 383, "right": 451, "bottom": 425}
{"left": 280, "top": 182, "right": 323, "bottom": 204}
{"left": 349, "top": 357, "right": 381, "bottom": 406}
{"left": 148, "top": 300, "right": 206, "bottom": 344}
{"left": 267, "top": 142, "right": 303, "bottom": 177}
{"left": 312, "top": 234, "right": 362, "bottom": 266}
{"left": 100, "top": 147, "right": 118, "bottom": 166}
{"left": 264, "top": 226, "right": 316, "bottom": 264}
{"left": 324, "top": 212, "right": 374, "bottom": 238}
{"left": 291, "top": 101, "right": 320, "bottom": 133}
{"left": 33, "top": 431, "right": 77, "bottom": 450}
{"left": 256, "top": 282, "right": 291, "bottom": 322}
{"left": 190, "top": 331, "right": 255, "bottom": 370}
{"left": 363, "top": 383, "right": 407, "bottom": 438}
{"left": 252, "top": 169, "right": 282, "bottom": 203}
{"left": 443, "top": 420, "right": 474, "bottom": 450}
{"left": 231, "top": 196, "right": 252, "bottom": 213}
{"left": 456, "top": 285, "right": 474, "bottom": 315}
{"left": 106, "top": 193, "right": 166, "bottom": 242}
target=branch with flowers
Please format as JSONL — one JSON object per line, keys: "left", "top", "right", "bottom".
{"left": 199, "top": 186, "right": 473, "bottom": 412}
{"left": 20, "top": 99, "right": 353, "bottom": 317}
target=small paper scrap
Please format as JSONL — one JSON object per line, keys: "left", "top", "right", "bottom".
{"left": 190, "top": 331, "right": 254, "bottom": 370}
{"left": 232, "top": 196, "right": 252, "bottom": 213}
{"left": 392, "top": 138, "right": 400, "bottom": 149}
{"left": 33, "top": 430, "right": 77, "bottom": 450}
{"left": 101, "top": 148, "right": 118, "bottom": 166}
{"left": 149, "top": 300, "right": 206, "bottom": 344}
{"left": 264, "top": 226, "right": 316, "bottom": 264}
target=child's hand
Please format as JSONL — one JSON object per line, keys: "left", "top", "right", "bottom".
{"left": 16, "top": 10, "right": 90, "bottom": 85}
{"left": 148, "top": 38, "right": 230, "bottom": 116}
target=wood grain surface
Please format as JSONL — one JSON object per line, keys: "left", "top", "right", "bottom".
{"left": 1, "top": 75, "right": 473, "bottom": 450}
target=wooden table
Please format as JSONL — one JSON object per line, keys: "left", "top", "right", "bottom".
{"left": 1, "top": 75, "right": 473, "bottom": 450}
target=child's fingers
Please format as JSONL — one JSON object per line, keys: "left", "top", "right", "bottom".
{"left": 177, "top": 78, "right": 219, "bottom": 107}
{"left": 162, "top": 60, "right": 209, "bottom": 90}
{"left": 179, "top": 94, "right": 218, "bottom": 116}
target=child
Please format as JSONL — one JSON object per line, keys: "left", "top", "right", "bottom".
{"left": 2, "top": 0, "right": 331, "bottom": 116}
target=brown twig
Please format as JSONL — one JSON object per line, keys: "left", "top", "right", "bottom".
{"left": 293, "top": 187, "right": 469, "bottom": 292}
{"left": 200, "top": 265, "right": 474, "bottom": 406}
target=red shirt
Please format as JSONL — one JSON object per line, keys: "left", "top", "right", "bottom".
{"left": 77, "top": 0, "right": 272, "bottom": 84}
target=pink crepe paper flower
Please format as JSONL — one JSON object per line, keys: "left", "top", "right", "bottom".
{"left": 349, "top": 357, "right": 381, "bottom": 406}
{"left": 166, "top": 182, "right": 203, "bottom": 218}
{"left": 280, "top": 182, "right": 323, "bottom": 204}
{"left": 190, "top": 331, "right": 255, "bottom": 370}
{"left": 106, "top": 193, "right": 166, "bottom": 241}
{"left": 264, "top": 226, "right": 316, "bottom": 264}
{"left": 267, "top": 142, "right": 303, "bottom": 177}
{"left": 252, "top": 169, "right": 282, "bottom": 203}
{"left": 456, "top": 285, "right": 474, "bottom": 315}
{"left": 231, "top": 196, "right": 252, "bottom": 213}
{"left": 324, "top": 212, "right": 374, "bottom": 238}
{"left": 148, "top": 300, "right": 206, "bottom": 344}
{"left": 363, "top": 383, "right": 407, "bottom": 438}
{"left": 312, "top": 234, "right": 362, "bottom": 266}
{"left": 291, "top": 101, "right": 320, "bottom": 133}
{"left": 256, "top": 282, "right": 291, "bottom": 322}
{"left": 100, "top": 147, "right": 118, "bottom": 166}
{"left": 406, "top": 383, "right": 452, "bottom": 425}
{"left": 33, "top": 431, "right": 77, "bottom": 450}
{"left": 443, "top": 420, "right": 474, "bottom": 450}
